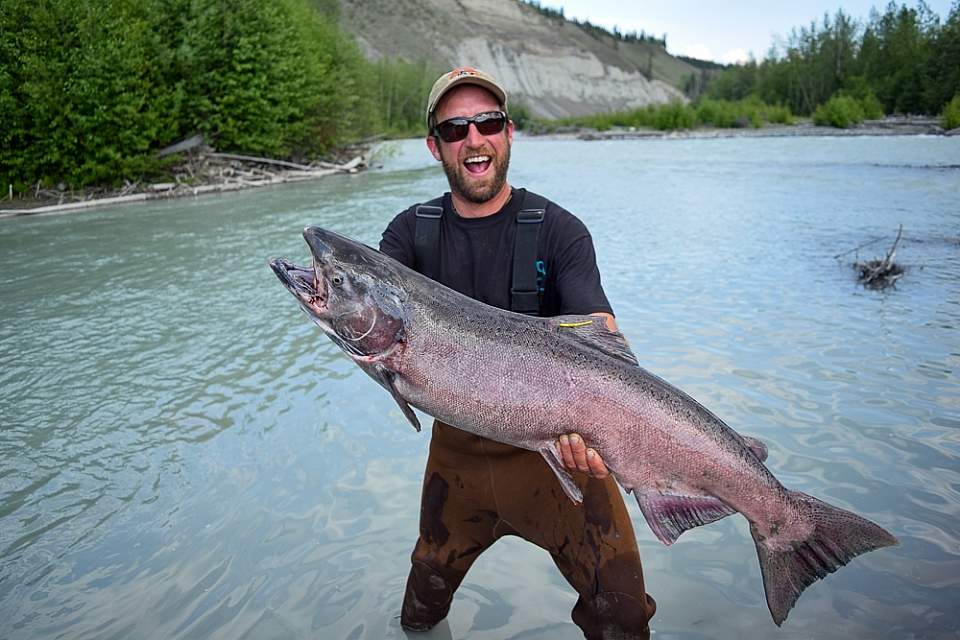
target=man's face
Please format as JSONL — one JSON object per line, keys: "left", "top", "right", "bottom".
{"left": 426, "top": 85, "right": 514, "bottom": 204}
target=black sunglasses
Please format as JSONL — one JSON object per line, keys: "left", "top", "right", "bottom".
{"left": 433, "top": 111, "right": 507, "bottom": 143}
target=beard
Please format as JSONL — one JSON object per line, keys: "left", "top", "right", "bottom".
{"left": 440, "top": 142, "right": 511, "bottom": 204}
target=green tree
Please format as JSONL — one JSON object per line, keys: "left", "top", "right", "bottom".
{"left": 0, "top": 0, "right": 383, "bottom": 190}
{"left": 1, "top": 0, "right": 179, "bottom": 188}
{"left": 925, "top": 1, "right": 960, "bottom": 109}
{"left": 862, "top": 2, "right": 938, "bottom": 113}
{"left": 703, "top": 2, "right": 952, "bottom": 117}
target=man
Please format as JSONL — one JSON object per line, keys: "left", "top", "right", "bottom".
{"left": 379, "top": 67, "right": 656, "bottom": 639}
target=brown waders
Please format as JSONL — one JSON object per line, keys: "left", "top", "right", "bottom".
{"left": 401, "top": 421, "right": 656, "bottom": 639}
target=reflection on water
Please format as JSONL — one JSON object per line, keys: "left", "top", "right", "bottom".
{"left": 1, "top": 135, "right": 958, "bottom": 639}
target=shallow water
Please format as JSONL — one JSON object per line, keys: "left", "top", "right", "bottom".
{"left": 1, "top": 134, "right": 958, "bottom": 639}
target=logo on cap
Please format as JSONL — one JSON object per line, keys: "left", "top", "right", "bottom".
{"left": 448, "top": 67, "right": 479, "bottom": 79}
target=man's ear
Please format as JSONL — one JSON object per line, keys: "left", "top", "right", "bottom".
{"left": 426, "top": 135, "right": 442, "bottom": 161}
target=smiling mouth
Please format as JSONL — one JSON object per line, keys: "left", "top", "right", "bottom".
{"left": 464, "top": 154, "right": 492, "bottom": 175}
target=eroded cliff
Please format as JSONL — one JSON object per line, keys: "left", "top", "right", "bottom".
{"left": 340, "top": 0, "right": 697, "bottom": 118}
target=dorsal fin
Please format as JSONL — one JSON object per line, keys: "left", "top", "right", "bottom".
{"left": 549, "top": 315, "right": 639, "bottom": 367}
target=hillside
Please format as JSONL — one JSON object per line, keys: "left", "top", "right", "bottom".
{"left": 338, "top": 0, "right": 702, "bottom": 118}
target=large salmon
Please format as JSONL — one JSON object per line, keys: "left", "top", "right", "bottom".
{"left": 269, "top": 226, "right": 896, "bottom": 625}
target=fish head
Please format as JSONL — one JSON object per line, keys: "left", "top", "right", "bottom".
{"left": 269, "top": 226, "right": 408, "bottom": 359}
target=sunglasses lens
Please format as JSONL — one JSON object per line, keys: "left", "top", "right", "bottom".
{"left": 476, "top": 113, "right": 506, "bottom": 136}
{"left": 438, "top": 121, "right": 467, "bottom": 143}
{"left": 435, "top": 112, "right": 506, "bottom": 142}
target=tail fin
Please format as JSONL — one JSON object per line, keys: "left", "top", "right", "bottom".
{"left": 752, "top": 491, "right": 897, "bottom": 626}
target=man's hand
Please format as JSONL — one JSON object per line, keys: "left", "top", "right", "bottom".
{"left": 558, "top": 433, "right": 609, "bottom": 479}
{"left": 555, "top": 313, "right": 618, "bottom": 480}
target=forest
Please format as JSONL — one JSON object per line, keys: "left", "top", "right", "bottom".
{"left": 0, "top": 0, "right": 436, "bottom": 191}
{"left": 704, "top": 2, "right": 960, "bottom": 120}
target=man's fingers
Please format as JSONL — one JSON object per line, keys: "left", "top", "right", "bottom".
{"left": 558, "top": 434, "right": 610, "bottom": 478}
{"left": 558, "top": 434, "right": 576, "bottom": 469}
{"left": 586, "top": 448, "right": 610, "bottom": 479}
{"left": 569, "top": 434, "right": 589, "bottom": 472}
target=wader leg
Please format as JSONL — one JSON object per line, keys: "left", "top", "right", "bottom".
{"left": 495, "top": 451, "right": 657, "bottom": 639}
{"left": 401, "top": 423, "right": 501, "bottom": 631}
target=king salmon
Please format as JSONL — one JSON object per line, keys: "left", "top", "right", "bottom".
{"left": 269, "top": 226, "right": 897, "bottom": 625}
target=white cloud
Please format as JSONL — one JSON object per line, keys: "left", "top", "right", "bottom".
{"left": 720, "top": 48, "right": 751, "bottom": 65}
{"left": 673, "top": 42, "right": 713, "bottom": 61}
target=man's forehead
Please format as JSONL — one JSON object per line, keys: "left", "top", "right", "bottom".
{"left": 434, "top": 84, "right": 502, "bottom": 119}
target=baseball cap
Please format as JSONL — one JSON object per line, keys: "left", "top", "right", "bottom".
{"left": 425, "top": 67, "right": 508, "bottom": 127}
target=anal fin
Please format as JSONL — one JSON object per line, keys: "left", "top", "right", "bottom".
{"left": 539, "top": 445, "right": 583, "bottom": 504}
{"left": 635, "top": 491, "right": 737, "bottom": 546}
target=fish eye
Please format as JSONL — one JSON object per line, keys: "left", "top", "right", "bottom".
{"left": 331, "top": 273, "right": 344, "bottom": 287}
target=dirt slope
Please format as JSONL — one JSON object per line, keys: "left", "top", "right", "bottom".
{"left": 339, "top": 0, "right": 700, "bottom": 118}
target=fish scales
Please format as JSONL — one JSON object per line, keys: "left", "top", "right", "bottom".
{"left": 269, "top": 226, "right": 897, "bottom": 626}
{"left": 399, "top": 299, "right": 777, "bottom": 507}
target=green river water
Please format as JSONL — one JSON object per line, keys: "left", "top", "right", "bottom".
{"left": 1, "top": 134, "right": 959, "bottom": 639}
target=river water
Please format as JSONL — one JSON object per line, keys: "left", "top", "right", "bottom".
{"left": 1, "top": 134, "right": 958, "bottom": 639}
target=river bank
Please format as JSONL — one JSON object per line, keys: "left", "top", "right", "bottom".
{"left": 3, "top": 117, "right": 956, "bottom": 219}
{"left": 0, "top": 145, "right": 371, "bottom": 219}
{"left": 538, "top": 115, "right": 958, "bottom": 141}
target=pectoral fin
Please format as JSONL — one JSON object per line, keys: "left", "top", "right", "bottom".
{"left": 376, "top": 366, "right": 421, "bottom": 432}
{"left": 539, "top": 445, "right": 583, "bottom": 504}
{"left": 634, "top": 491, "right": 737, "bottom": 546}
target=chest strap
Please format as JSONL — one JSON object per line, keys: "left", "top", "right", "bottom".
{"left": 413, "top": 199, "right": 443, "bottom": 278}
{"left": 511, "top": 207, "right": 545, "bottom": 315}
{"left": 412, "top": 193, "right": 547, "bottom": 315}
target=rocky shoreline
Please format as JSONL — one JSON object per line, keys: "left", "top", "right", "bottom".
{"left": 568, "top": 116, "right": 957, "bottom": 141}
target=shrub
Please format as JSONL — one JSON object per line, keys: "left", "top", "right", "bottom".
{"left": 942, "top": 94, "right": 960, "bottom": 130}
{"left": 858, "top": 92, "right": 885, "bottom": 120}
{"left": 653, "top": 102, "right": 696, "bottom": 130}
{"left": 813, "top": 94, "right": 866, "bottom": 128}
{"left": 696, "top": 99, "right": 739, "bottom": 128}
{"left": 695, "top": 98, "right": 792, "bottom": 128}
{"left": 764, "top": 103, "right": 794, "bottom": 124}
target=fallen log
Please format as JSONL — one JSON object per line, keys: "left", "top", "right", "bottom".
{"left": 157, "top": 133, "right": 206, "bottom": 157}
{"left": 0, "top": 193, "right": 148, "bottom": 218}
{"left": 207, "top": 152, "right": 316, "bottom": 171}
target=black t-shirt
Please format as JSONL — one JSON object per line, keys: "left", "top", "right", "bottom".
{"left": 379, "top": 188, "right": 613, "bottom": 317}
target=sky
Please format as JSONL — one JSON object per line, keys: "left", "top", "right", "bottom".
{"left": 541, "top": 1, "right": 956, "bottom": 64}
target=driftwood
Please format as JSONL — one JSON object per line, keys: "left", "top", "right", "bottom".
{"left": 0, "top": 151, "right": 367, "bottom": 218}
{"left": 207, "top": 152, "right": 316, "bottom": 172}
{"left": 853, "top": 225, "right": 905, "bottom": 289}
{"left": 157, "top": 134, "right": 206, "bottom": 158}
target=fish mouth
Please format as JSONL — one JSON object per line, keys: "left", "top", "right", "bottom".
{"left": 268, "top": 257, "right": 327, "bottom": 314}
{"left": 269, "top": 227, "right": 342, "bottom": 316}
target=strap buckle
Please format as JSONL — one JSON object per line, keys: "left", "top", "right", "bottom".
{"left": 415, "top": 205, "right": 443, "bottom": 219}
{"left": 516, "top": 208, "right": 545, "bottom": 223}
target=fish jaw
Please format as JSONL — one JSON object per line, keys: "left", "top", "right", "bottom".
{"left": 268, "top": 257, "right": 329, "bottom": 321}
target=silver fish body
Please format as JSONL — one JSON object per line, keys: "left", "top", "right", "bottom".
{"left": 269, "top": 226, "right": 897, "bottom": 625}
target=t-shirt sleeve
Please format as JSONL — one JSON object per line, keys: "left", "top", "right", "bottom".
{"left": 551, "top": 217, "right": 614, "bottom": 317}
{"left": 379, "top": 209, "right": 416, "bottom": 268}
